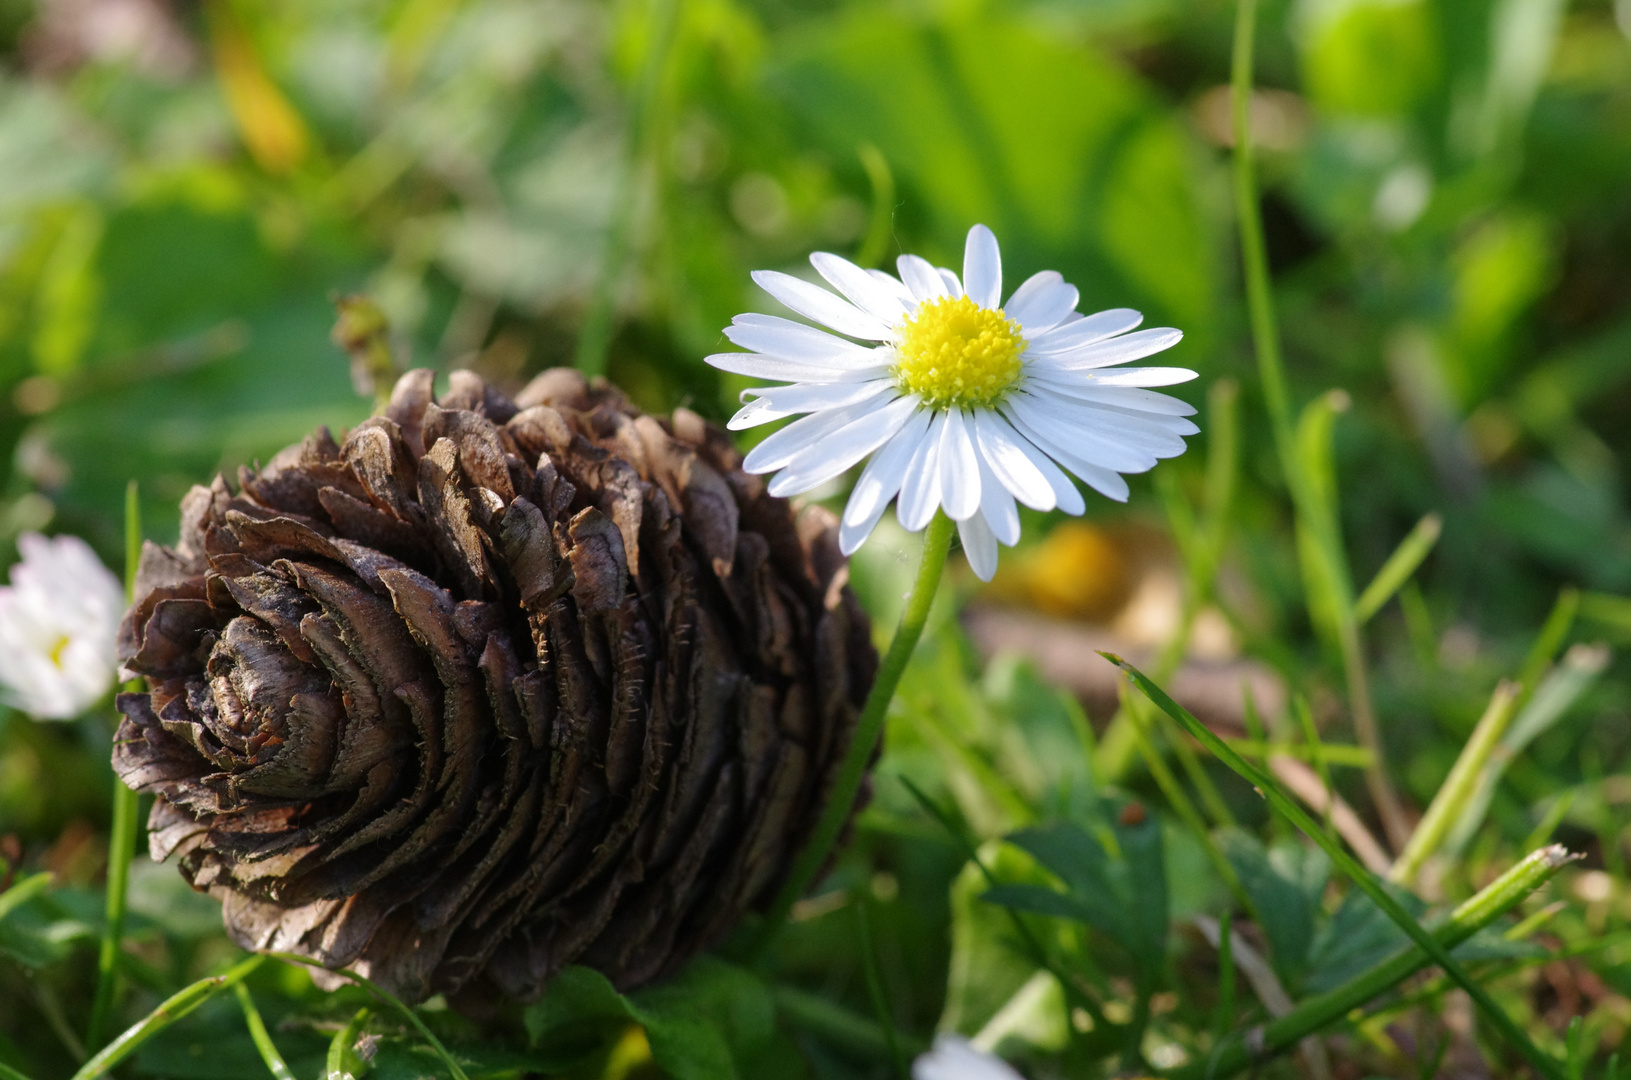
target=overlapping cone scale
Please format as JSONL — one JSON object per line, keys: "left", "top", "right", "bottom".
{"left": 113, "top": 368, "right": 877, "bottom": 1002}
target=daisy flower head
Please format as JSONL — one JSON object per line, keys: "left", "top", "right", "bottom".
{"left": 912, "top": 1035, "right": 1025, "bottom": 1080}
{"left": 707, "top": 224, "right": 1198, "bottom": 580}
{"left": 0, "top": 532, "right": 124, "bottom": 719}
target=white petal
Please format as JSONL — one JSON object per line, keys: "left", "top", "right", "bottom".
{"left": 913, "top": 1036, "right": 1024, "bottom": 1080}
{"left": 766, "top": 395, "right": 920, "bottom": 497}
{"left": 971, "top": 408, "right": 1056, "bottom": 511}
{"left": 1004, "top": 393, "right": 1161, "bottom": 469}
{"left": 896, "top": 254, "right": 949, "bottom": 303}
{"left": 1012, "top": 433, "right": 1088, "bottom": 514}
{"left": 840, "top": 407, "right": 933, "bottom": 553}
{"left": 751, "top": 270, "right": 893, "bottom": 340}
{"left": 1028, "top": 308, "right": 1144, "bottom": 354}
{"left": 1021, "top": 394, "right": 1192, "bottom": 455}
{"left": 1006, "top": 278, "right": 1079, "bottom": 336}
{"left": 869, "top": 269, "right": 916, "bottom": 302}
{"left": 725, "top": 314, "right": 882, "bottom": 365}
{"left": 1028, "top": 327, "right": 1184, "bottom": 371}
{"left": 896, "top": 411, "right": 947, "bottom": 532}
{"left": 1019, "top": 378, "right": 1197, "bottom": 416}
{"left": 957, "top": 512, "right": 999, "bottom": 581}
{"left": 1006, "top": 395, "right": 1158, "bottom": 473}
{"left": 731, "top": 379, "right": 895, "bottom": 429}
{"left": 975, "top": 453, "right": 1021, "bottom": 545}
{"left": 1002, "top": 404, "right": 1134, "bottom": 501}
{"left": 962, "top": 224, "right": 1002, "bottom": 310}
{"left": 1024, "top": 386, "right": 1200, "bottom": 434}
{"left": 1084, "top": 366, "right": 1198, "bottom": 387}
{"left": 1003, "top": 270, "right": 1061, "bottom": 313}
{"left": 743, "top": 391, "right": 899, "bottom": 471}
{"left": 938, "top": 408, "right": 981, "bottom": 521}
{"left": 705, "top": 353, "right": 890, "bottom": 383}
{"left": 811, "top": 251, "right": 914, "bottom": 324}
{"left": 938, "top": 267, "right": 964, "bottom": 298}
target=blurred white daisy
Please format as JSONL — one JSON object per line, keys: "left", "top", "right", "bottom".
{"left": 707, "top": 224, "right": 1197, "bottom": 580}
{"left": 0, "top": 532, "right": 124, "bottom": 719}
{"left": 913, "top": 1035, "right": 1024, "bottom": 1080}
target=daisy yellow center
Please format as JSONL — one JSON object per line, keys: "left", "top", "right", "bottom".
{"left": 892, "top": 295, "right": 1026, "bottom": 408}
{"left": 48, "top": 635, "right": 70, "bottom": 668}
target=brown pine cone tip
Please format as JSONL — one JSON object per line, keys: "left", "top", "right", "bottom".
{"left": 113, "top": 368, "right": 877, "bottom": 1002}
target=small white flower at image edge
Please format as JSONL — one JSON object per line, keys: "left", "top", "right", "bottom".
{"left": 0, "top": 532, "right": 125, "bottom": 720}
{"left": 707, "top": 223, "right": 1198, "bottom": 581}
{"left": 912, "top": 1034, "right": 1026, "bottom": 1080}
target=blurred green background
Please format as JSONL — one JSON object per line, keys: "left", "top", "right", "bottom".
{"left": 2, "top": 0, "right": 1631, "bottom": 1074}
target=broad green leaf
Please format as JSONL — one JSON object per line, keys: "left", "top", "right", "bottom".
{"left": 1216, "top": 828, "right": 1328, "bottom": 986}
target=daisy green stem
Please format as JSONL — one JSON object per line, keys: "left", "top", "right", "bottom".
{"left": 1229, "top": 0, "right": 1408, "bottom": 852}
{"left": 88, "top": 480, "right": 143, "bottom": 1049}
{"left": 751, "top": 512, "right": 957, "bottom": 956}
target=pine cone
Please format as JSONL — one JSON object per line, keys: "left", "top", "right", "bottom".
{"left": 113, "top": 368, "right": 876, "bottom": 1001}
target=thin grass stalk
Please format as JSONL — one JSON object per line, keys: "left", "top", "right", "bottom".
{"left": 1292, "top": 696, "right": 1337, "bottom": 843}
{"left": 233, "top": 983, "right": 297, "bottom": 1080}
{"left": 0, "top": 1062, "right": 31, "bottom": 1080}
{"left": 1354, "top": 514, "right": 1442, "bottom": 625}
{"left": 1229, "top": 0, "right": 1408, "bottom": 851}
{"left": 855, "top": 899, "right": 909, "bottom": 1080}
{"left": 1114, "top": 656, "right": 1569, "bottom": 1080}
{"left": 1391, "top": 680, "right": 1520, "bottom": 885}
{"left": 71, "top": 955, "right": 266, "bottom": 1080}
{"left": 88, "top": 480, "right": 144, "bottom": 1048}
{"left": 268, "top": 953, "right": 469, "bottom": 1080}
{"left": 854, "top": 144, "right": 897, "bottom": 270}
{"left": 751, "top": 512, "right": 956, "bottom": 955}
{"left": 574, "top": 0, "right": 683, "bottom": 376}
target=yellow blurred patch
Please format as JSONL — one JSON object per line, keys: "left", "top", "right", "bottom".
{"left": 206, "top": 2, "right": 310, "bottom": 174}
{"left": 987, "top": 521, "right": 1134, "bottom": 623}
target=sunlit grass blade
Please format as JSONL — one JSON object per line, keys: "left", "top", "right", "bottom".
{"left": 1443, "top": 644, "right": 1609, "bottom": 857}
{"left": 326, "top": 1008, "right": 371, "bottom": 1080}
{"left": 1108, "top": 654, "right": 1569, "bottom": 1080}
{"left": 88, "top": 479, "right": 145, "bottom": 1048}
{"left": 1354, "top": 513, "right": 1442, "bottom": 625}
{"left": 71, "top": 955, "right": 265, "bottom": 1080}
{"left": 0, "top": 872, "right": 52, "bottom": 923}
{"left": 234, "top": 983, "right": 297, "bottom": 1080}
{"left": 269, "top": 953, "right": 469, "bottom": 1080}
{"left": 1390, "top": 680, "right": 1520, "bottom": 886}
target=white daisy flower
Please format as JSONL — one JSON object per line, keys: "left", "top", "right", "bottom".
{"left": 707, "top": 223, "right": 1198, "bottom": 580}
{"left": 0, "top": 532, "right": 124, "bottom": 719}
{"left": 912, "top": 1035, "right": 1025, "bottom": 1080}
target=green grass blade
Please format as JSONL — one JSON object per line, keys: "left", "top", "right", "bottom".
{"left": 270, "top": 953, "right": 469, "bottom": 1080}
{"left": 1354, "top": 513, "right": 1442, "bottom": 625}
{"left": 72, "top": 955, "right": 265, "bottom": 1080}
{"left": 234, "top": 983, "right": 297, "bottom": 1080}
{"left": 1391, "top": 680, "right": 1520, "bottom": 885}
{"left": 1109, "top": 655, "right": 1568, "bottom": 1080}
{"left": 326, "top": 1008, "right": 371, "bottom": 1080}
{"left": 854, "top": 900, "right": 908, "bottom": 1080}
{"left": 88, "top": 479, "right": 145, "bottom": 1048}
{"left": 0, "top": 872, "right": 52, "bottom": 923}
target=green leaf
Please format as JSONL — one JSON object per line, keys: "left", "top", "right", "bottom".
{"left": 1116, "top": 811, "right": 1169, "bottom": 982}
{"left": 1216, "top": 828, "right": 1328, "bottom": 985}
{"left": 524, "top": 958, "right": 774, "bottom": 1080}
